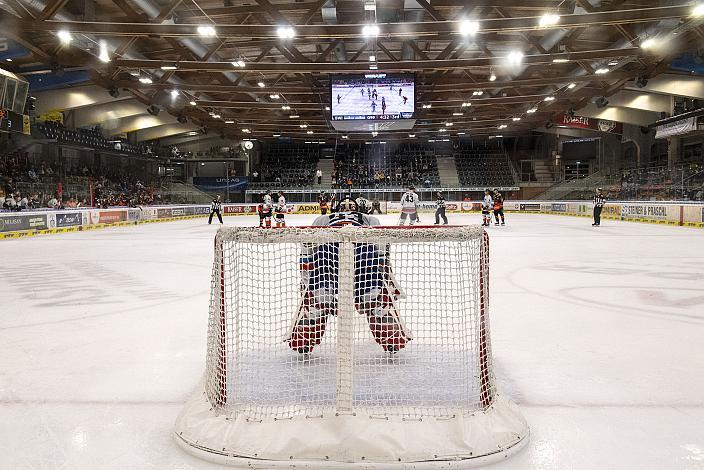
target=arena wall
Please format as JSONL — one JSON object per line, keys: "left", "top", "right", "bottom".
{"left": 1, "top": 200, "right": 702, "bottom": 239}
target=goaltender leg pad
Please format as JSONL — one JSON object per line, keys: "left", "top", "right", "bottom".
{"left": 286, "top": 290, "right": 332, "bottom": 353}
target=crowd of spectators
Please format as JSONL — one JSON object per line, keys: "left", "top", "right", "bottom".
{"left": 611, "top": 163, "right": 704, "bottom": 201}
{"left": 1, "top": 150, "right": 160, "bottom": 211}
{"left": 249, "top": 144, "right": 319, "bottom": 188}
{"left": 332, "top": 144, "right": 440, "bottom": 188}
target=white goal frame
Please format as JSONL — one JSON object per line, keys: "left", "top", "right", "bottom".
{"left": 174, "top": 225, "right": 529, "bottom": 468}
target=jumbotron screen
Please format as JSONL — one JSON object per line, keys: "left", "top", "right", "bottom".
{"left": 331, "top": 73, "right": 415, "bottom": 121}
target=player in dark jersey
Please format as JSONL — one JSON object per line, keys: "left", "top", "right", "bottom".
{"left": 287, "top": 197, "right": 412, "bottom": 354}
{"left": 318, "top": 191, "right": 330, "bottom": 215}
{"left": 492, "top": 189, "right": 505, "bottom": 226}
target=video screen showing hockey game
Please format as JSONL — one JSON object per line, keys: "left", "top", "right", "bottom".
{"left": 331, "top": 73, "right": 415, "bottom": 121}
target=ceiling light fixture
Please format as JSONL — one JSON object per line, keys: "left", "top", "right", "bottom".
{"left": 543, "top": 96, "right": 555, "bottom": 102}
{"left": 506, "top": 50, "right": 524, "bottom": 66}
{"left": 459, "top": 20, "right": 480, "bottom": 37}
{"left": 552, "top": 58, "right": 569, "bottom": 63}
{"left": 277, "top": 26, "right": 295, "bottom": 39}
{"left": 369, "top": 55, "right": 376, "bottom": 62}
{"left": 567, "top": 83, "right": 576, "bottom": 89}
{"left": 362, "top": 24, "right": 380, "bottom": 37}
{"left": 693, "top": 3, "right": 704, "bottom": 16}
{"left": 282, "top": 105, "right": 291, "bottom": 110}
{"left": 269, "top": 94, "right": 280, "bottom": 99}
{"left": 498, "top": 124, "right": 508, "bottom": 129}
{"left": 57, "top": 30, "right": 72, "bottom": 45}
{"left": 527, "top": 107, "right": 538, "bottom": 113}
{"left": 98, "top": 41, "right": 110, "bottom": 63}
{"left": 289, "top": 114, "right": 300, "bottom": 118}
{"left": 170, "top": 89, "right": 179, "bottom": 98}
{"left": 512, "top": 117, "right": 521, "bottom": 121}
{"left": 189, "top": 101, "right": 197, "bottom": 106}
{"left": 139, "top": 77, "right": 153, "bottom": 84}
{"left": 461, "top": 102, "right": 471, "bottom": 107}
{"left": 472, "top": 90, "right": 484, "bottom": 96}
{"left": 539, "top": 13, "right": 560, "bottom": 27}
{"left": 453, "top": 112, "right": 463, "bottom": 116}
{"left": 640, "top": 38, "right": 657, "bottom": 50}
{"left": 161, "top": 65, "right": 177, "bottom": 70}
{"left": 489, "top": 72, "right": 497, "bottom": 81}
{"left": 197, "top": 25, "right": 216, "bottom": 37}
{"left": 300, "top": 124, "right": 308, "bottom": 128}
{"left": 595, "top": 68, "right": 610, "bottom": 74}
{"left": 257, "top": 82, "right": 266, "bottom": 88}
{"left": 232, "top": 60, "right": 246, "bottom": 68}
{"left": 307, "top": 130, "right": 314, "bottom": 134}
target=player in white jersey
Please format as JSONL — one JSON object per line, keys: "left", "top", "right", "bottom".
{"left": 288, "top": 196, "right": 412, "bottom": 354}
{"left": 258, "top": 191, "right": 273, "bottom": 228}
{"left": 355, "top": 196, "right": 371, "bottom": 214}
{"left": 482, "top": 189, "right": 493, "bottom": 227}
{"left": 398, "top": 185, "right": 419, "bottom": 225}
{"left": 275, "top": 191, "right": 287, "bottom": 228}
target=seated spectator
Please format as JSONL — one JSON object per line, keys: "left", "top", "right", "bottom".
{"left": 47, "top": 195, "right": 58, "bottom": 209}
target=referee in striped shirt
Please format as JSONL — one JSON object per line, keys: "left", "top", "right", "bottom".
{"left": 592, "top": 188, "right": 606, "bottom": 227}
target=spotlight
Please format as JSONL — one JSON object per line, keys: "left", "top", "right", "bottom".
{"left": 362, "top": 24, "right": 380, "bottom": 37}
{"left": 257, "top": 82, "right": 266, "bottom": 88}
{"left": 527, "top": 107, "right": 538, "bottom": 114}
{"left": 635, "top": 76, "right": 649, "bottom": 88}
{"left": 595, "top": 68, "right": 610, "bottom": 74}
{"left": 693, "top": 3, "right": 704, "bottom": 17}
{"left": 57, "top": 30, "right": 72, "bottom": 45}
{"left": 489, "top": 72, "right": 496, "bottom": 82}
{"left": 139, "top": 76, "right": 153, "bottom": 84}
{"left": 459, "top": 20, "right": 480, "bottom": 37}
{"left": 543, "top": 96, "right": 555, "bottom": 102}
{"left": 147, "top": 105, "right": 160, "bottom": 116}
{"left": 170, "top": 89, "right": 179, "bottom": 98}
{"left": 108, "top": 87, "right": 120, "bottom": 98}
{"left": 567, "top": 83, "right": 576, "bottom": 89}
{"left": 506, "top": 51, "right": 524, "bottom": 66}
{"left": 539, "top": 13, "right": 560, "bottom": 27}
{"left": 232, "top": 60, "right": 246, "bottom": 68}
{"left": 197, "top": 25, "right": 216, "bottom": 37}
{"left": 595, "top": 96, "right": 609, "bottom": 108}
{"left": 98, "top": 41, "right": 110, "bottom": 63}
{"left": 277, "top": 26, "right": 295, "bottom": 39}
{"left": 189, "top": 101, "right": 197, "bottom": 106}
{"left": 640, "top": 38, "right": 657, "bottom": 50}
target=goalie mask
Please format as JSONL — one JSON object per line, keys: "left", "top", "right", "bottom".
{"left": 338, "top": 197, "right": 358, "bottom": 212}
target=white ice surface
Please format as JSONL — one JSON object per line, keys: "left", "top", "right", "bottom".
{"left": 1, "top": 213, "right": 704, "bottom": 469}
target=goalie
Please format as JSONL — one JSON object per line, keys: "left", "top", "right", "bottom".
{"left": 287, "top": 196, "right": 412, "bottom": 354}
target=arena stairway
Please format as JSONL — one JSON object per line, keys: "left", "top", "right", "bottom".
{"left": 436, "top": 156, "right": 460, "bottom": 187}
{"left": 314, "top": 158, "right": 335, "bottom": 189}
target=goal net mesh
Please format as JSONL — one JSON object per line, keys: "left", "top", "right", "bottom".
{"left": 203, "top": 226, "right": 494, "bottom": 421}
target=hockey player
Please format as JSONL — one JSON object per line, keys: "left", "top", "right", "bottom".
{"left": 482, "top": 189, "right": 493, "bottom": 227}
{"left": 258, "top": 192, "right": 273, "bottom": 228}
{"left": 208, "top": 195, "right": 223, "bottom": 224}
{"left": 399, "top": 186, "right": 419, "bottom": 225}
{"left": 434, "top": 192, "right": 448, "bottom": 225}
{"left": 318, "top": 191, "right": 330, "bottom": 215}
{"left": 493, "top": 189, "right": 505, "bottom": 226}
{"left": 275, "top": 191, "right": 287, "bottom": 228}
{"left": 355, "top": 196, "right": 371, "bottom": 214}
{"left": 287, "top": 196, "right": 412, "bottom": 354}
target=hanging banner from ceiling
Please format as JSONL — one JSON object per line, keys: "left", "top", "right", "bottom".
{"left": 655, "top": 117, "right": 697, "bottom": 139}
{"left": 554, "top": 113, "right": 623, "bottom": 135}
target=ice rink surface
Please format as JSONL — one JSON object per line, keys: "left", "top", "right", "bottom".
{"left": 1, "top": 212, "right": 704, "bottom": 469}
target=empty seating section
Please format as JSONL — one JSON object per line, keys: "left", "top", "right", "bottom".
{"left": 251, "top": 143, "right": 319, "bottom": 188}
{"left": 333, "top": 143, "right": 440, "bottom": 188}
{"left": 454, "top": 145, "right": 515, "bottom": 187}
{"left": 36, "top": 121, "right": 148, "bottom": 156}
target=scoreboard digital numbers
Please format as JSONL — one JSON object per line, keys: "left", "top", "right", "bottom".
{"left": 0, "top": 108, "right": 30, "bottom": 134}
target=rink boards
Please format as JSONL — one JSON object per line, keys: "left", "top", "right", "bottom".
{"left": 1, "top": 200, "right": 703, "bottom": 238}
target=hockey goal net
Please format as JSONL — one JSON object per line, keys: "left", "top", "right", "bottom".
{"left": 175, "top": 225, "right": 528, "bottom": 467}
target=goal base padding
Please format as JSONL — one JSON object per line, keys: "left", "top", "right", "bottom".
{"left": 174, "top": 383, "right": 529, "bottom": 469}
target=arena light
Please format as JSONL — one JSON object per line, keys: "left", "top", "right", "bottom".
{"left": 281, "top": 105, "right": 291, "bottom": 111}
{"left": 692, "top": 3, "right": 704, "bottom": 16}
{"left": 232, "top": 60, "right": 246, "bottom": 68}
{"left": 640, "top": 38, "right": 657, "bottom": 50}
{"left": 422, "top": 104, "right": 432, "bottom": 109}
{"left": 98, "top": 41, "right": 110, "bottom": 63}
{"left": 372, "top": 131, "right": 378, "bottom": 137}
{"left": 273, "top": 134, "right": 281, "bottom": 137}
{"left": 543, "top": 96, "right": 555, "bottom": 102}
{"left": 197, "top": 25, "right": 216, "bottom": 37}
{"left": 512, "top": 117, "right": 521, "bottom": 121}
{"left": 170, "top": 89, "right": 179, "bottom": 98}
{"left": 225, "top": 120, "right": 235, "bottom": 124}
{"left": 457, "top": 132, "right": 466, "bottom": 135}
{"left": 527, "top": 107, "right": 538, "bottom": 113}
{"left": 269, "top": 94, "right": 280, "bottom": 99}
{"left": 567, "top": 83, "right": 576, "bottom": 89}
{"left": 552, "top": 58, "right": 569, "bottom": 63}
{"left": 489, "top": 72, "right": 497, "bottom": 81}
{"left": 506, "top": 50, "right": 524, "bottom": 66}
{"left": 408, "top": 134, "right": 416, "bottom": 138}
{"left": 369, "top": 55, "right": 376, "bottom": 62}
{"left": 300, "top": 124, "right": 308, "bottom": 128}
{"left": 595, "top": 67, "right": 610, "bottom": 74}
{"left": 459, "top": 20, "right": 480, "bottom": 37}
{"left": 277, "top": 26, "right": 295, "bottom": 40}
{"left": 362, "top": 24, "right": 380, "bottom": 37}
{"left": 257, "top": 82, "right": 266, "bottom": 88}
{"left": 139, "top": 76, "right": 153, "bottom": 84}
{"left": 453, "top": 112, "right": 463, "bottom": 116}
{"left": 57, "top": 30, "right": 72, "bottom": 45}
{"left": 445, "top": 122, "right": 453, "bottom": 127}
{"left": 242, "top": 128, "right": 251, "bottom": 133}
{"left": 538, "top": 13, "right": 560, "bottom": 27}
{"left": 608, "top": 60, "right": 619, "bottom": 66}
{"left": 472, "top": 90, "right": 484, "bottom": 96}
{"left": 161, "top": 65, "right": 177, "bottom": 70}
{"left": 189, "top": 101, "right": 197, "bottom": 106}
{"left": 461, "top": 102, "right": 471, "bottom": 107}
{"left": 289, "top": 114, "right": 300, "bottom": 118}
{"left": 307, "top": 130, "right": 314, "bottom": 134}
{"left": 498, "top": 124, "right": 508, "bottom": 129}
{"left": 325, "top": 106, "right": 330, "bottom": 110}
{"left": 439, "top": 128, "right": 447, "bottom": 132}
{"left": 369, "top": 64, "right": 378, "bottom": 70}
{"left": 341, "top": 135, "right": 349, "bottom": 139}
